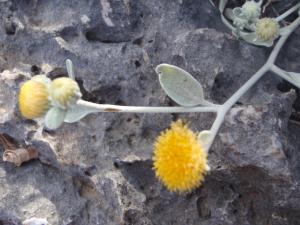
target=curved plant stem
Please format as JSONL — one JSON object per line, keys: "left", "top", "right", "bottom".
{"left": 219, "top": 0, "right": 300, "bottom": 46}
{"left": 71, "top": 3, "right": 300, "bottom": 153}
{"left": 267, "top": 17, "right": 300, "bottom": 65}
{"left": 206, "top": 15, "right": 300, "bottom": 151}
{"left": 77, "top": 100, "right": 220, "bottom": 114}
{"left": 275, "top": 2, "right": 300, "bottom": 22}
{"left": 271, "top": 65, "right": 300, "bottom": 89}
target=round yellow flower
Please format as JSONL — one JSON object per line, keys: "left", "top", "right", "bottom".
{"left": 153, "top": 120, "right": 209, "bottom": 193}
{"left": 256, "top": 18, "right": 279, "bottom": 42}
{"left": 241, "top": 1, "right": 261, "bottom": 21}
{"left": 50, "top": 77, "right": 81, "bottom": 109}
{"left": 19, "top": 80, "right": 50, "bottom": 119}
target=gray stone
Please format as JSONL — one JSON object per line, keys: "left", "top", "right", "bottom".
{"left": 0, "top": 0, "right": 299, "bottom": 224}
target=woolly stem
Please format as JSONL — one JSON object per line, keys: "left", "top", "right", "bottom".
{"left": 207, "top": 65, "right": 268, "bottom": 150}
{"left": 271, "top": 65, "right": 300, "bottom": 89}
{"left": 275, "top": 2, "right": 300, "bottom": 22}
{"left": 69, "top": 3, "right": 300, "bottom": 153}
{"left": 77, "top": 100, "right": 220, "bottom": 114}
{"left": 206, "top": 15, "right": 300, "bottom": 151}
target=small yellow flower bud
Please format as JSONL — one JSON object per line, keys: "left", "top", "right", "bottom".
{"left": 19, "top": 80, "right": 50, "bottom": 119}
{"left": 153, "top": 120, "right": 209, "bottom": 193}
{"left": 241, "top": 1, "right": 261, "bottom": 21}
{"left": 50, "top": 77, "right": 82, "bottom": 109}
{"left": 256, "top": 18, "right": 279, "bottom": 42}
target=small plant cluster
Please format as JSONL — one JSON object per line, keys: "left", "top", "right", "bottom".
{"left": 17, "top": 1, "right": 300, "bottom": 193}
{"left": 19, "top": 60, "right": 82, "bottom": 130}
{"left": 212, "top": 0, "right": 300, "bottom": 47}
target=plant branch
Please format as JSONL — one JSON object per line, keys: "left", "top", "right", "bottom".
{"left": 271, "top": 65, "right": 300, "bottom": 89}
{"left": 206, "top": 15, "right": 300, "bottom": 151}
{"left": 77, "top": 100, "right": 220, "bottom": 114}
{"left": 275, "top": 2, "right": 300, "bottom": 22}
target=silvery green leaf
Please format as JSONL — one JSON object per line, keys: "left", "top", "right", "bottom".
{"left": 64, "top": 105, "right": 97, "bottom": 123}
{"left": 45, "top": 107, "right": 66, "bottom": 130}
{"left": 156, "top": 64, "right": 204, "bottom": 107}
{"left": 240, "top": 32, "right": 273, "bottom": 47}
{"left": 66, "top": 59, "right": 75, "bottom": 79}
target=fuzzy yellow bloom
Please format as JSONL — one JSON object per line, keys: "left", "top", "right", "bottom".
{"left": 19, "top": 80, "right": 50, "bottom": 119}
{"left": 50, "top": 77, "right": 81, "bottom": 109}
{"left": 256, "top": 18, "right": 279, "bottom": 42}
{"left": 242, "top": 1, "right": 261, "bottom": 21}
{"left": 153, "top": 120, "right": 209, "bottom": 193}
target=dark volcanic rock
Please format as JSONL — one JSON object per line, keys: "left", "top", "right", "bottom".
{"left": 0, "top": 209, "right": 22, "bottom": 225}
{"left": 0, "top": 0, "right": 299, "bottom": 224}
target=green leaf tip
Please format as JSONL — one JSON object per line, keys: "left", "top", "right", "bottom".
{"left": 155, "top": 64, "right": 205, "bottom": 107}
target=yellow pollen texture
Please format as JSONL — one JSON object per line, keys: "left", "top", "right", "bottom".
{"left": 153, "top": 120, "right": 208, "bottom": 193}
{"left": 256, "top": 18, "right": 279, "bottom": 42}
{"left": 19, "top": 80, "right": 50, "bottom": 119}
{"left": 50, "top": 77, "right": 80, "bottom": 108}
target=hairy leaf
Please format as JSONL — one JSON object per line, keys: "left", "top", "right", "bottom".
{"left": 156, "top": 64, "right": 204, "bottom": 107}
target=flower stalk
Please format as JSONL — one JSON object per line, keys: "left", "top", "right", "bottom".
{"left": 18, "top": 3, "right": 300, "bottom": 151}
{"left": 76, "top": 100, "right": 220, "bottom": 114}
{"left": 73, "top": 10, "right": 300, "bottom": 152}
{"left": 206, "top": 13, "right": 300, "bottom": 150}
{"left": 17, "top": 0, "right": 300, "bottom": 192}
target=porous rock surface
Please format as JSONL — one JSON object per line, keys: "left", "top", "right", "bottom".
{"left": 0, "top": 0, "right": 300, "bottom": 224}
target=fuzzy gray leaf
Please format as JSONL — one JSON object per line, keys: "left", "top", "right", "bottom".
{"left": 45, "top": 107, "right": 66, "bottom": 130}
{"left": 156, "top": 64, "right": 204, "bottom": 107}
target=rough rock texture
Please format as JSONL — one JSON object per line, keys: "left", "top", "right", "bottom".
{"left": 0, "top": 0, "right": 300, "bottom": 224}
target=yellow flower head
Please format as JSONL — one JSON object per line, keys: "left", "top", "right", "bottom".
{"left": 19, "top": 79, "right": 50, "bottom": 119}
{"left": 241, "top": 1, "right": 261, "bottom": 21}
{"left": 256, "top": 18, "right": 279, "bottom": 42}
{"left": 153, "top": 120, "right": 209, "bottom": 193}
{"left": 50, "top": 77, "right": 82, "bottom": 109}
